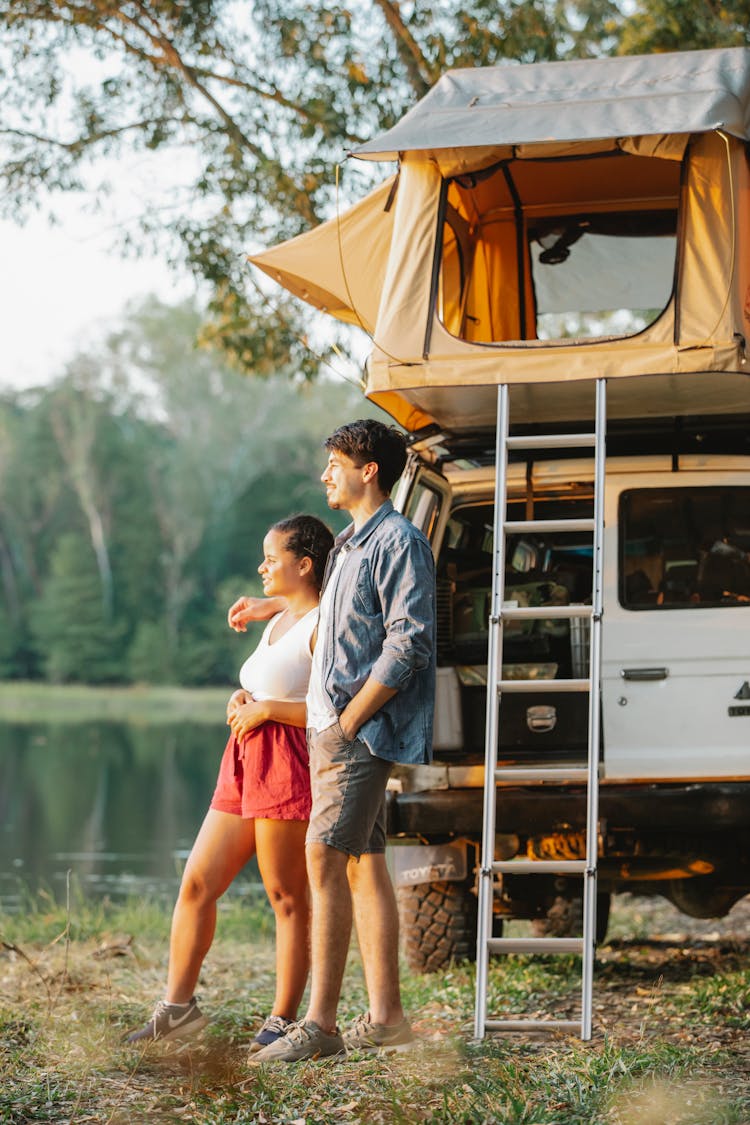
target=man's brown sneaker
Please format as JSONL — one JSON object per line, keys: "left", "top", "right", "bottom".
{"left": 342, "top": 1012, "right": 415, "bottom": 1053}
{"left": 249, "top": 1019, "right": 345, "bottom": 1064}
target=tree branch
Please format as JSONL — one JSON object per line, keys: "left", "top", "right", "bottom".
{"left": 16, "top": 2, "right": 322, "bottom": 222}
{"left": 188, "top": 65, "right": 364, "bottom": 144}
{"left": 0, "top": 118, "right": 177, "bottom": 154}
{"left": 372, "top": 0, "right": 434, "bottom": 96}
{"left": 108, "top": 3, "right": 262, "bottom": 158}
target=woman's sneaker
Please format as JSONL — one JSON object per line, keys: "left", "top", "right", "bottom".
{"left": 124, "top": 998, "right": 209, "bottom": 1043}
{"left": 248, "top": 1014, "right": 293, "bottom": 1054}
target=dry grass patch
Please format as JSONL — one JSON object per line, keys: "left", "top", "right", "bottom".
{"left": 1, "top": 893, "right": 749, "bottom": 1123}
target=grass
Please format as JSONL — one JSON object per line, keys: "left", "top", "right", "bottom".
{"left": 1, "top": 892, "right": 749, "bottom": 1124}
{"left": 0, "top": 682, "right": 229, "bottom": 725}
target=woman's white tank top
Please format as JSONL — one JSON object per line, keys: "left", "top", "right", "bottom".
{"left": 238, "top": 608, "right": 318, "bottom": 702}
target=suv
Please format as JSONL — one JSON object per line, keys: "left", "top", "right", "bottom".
{"left": 389, "top": 418, "right": 750, "bottom": 972}
{"left": 248, "top": 46, "right": 750, "bottom": 972}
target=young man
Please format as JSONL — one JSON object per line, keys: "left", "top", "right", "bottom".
{"left": 251, "top": 419, "right": 436, "bottom": 1063}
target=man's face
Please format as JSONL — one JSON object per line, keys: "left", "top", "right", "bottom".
{"left": 321, "top": 448, "right": 371, "bottom": 511}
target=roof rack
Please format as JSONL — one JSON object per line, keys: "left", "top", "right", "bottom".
{"left": 421, "top": 413, "right": 750, "bottom": 470}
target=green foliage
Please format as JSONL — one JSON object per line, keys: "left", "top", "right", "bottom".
{"left": 0, "top": 297, "right": 369, "bottom": 687}
{"left": 618, "top": 1, "right": 750, "bottom": 54}
{"left": 127, "top": 620, "right": 173, "bottom": 684}
{"left": 0, "top": 604, "right": 22, "bottom": 678}
{"left": 30, "top": 532, "right": 128, "bottom": 683}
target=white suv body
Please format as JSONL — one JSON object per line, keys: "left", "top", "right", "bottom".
{"left": 388, "top": 434, "right": 750, "bottom": 969}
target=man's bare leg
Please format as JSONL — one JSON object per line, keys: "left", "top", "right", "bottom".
{"left": 348, "top": 852, "right": 404, "bottom": 1026}
{"left": 304, "top": 841, "right": 352, "bottom": 1032}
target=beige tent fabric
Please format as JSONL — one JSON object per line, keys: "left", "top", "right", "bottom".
{"left": 619, "top": 135, "right": 689, "bottom": 161}
{"left": 369, "top": 365, "right": 750, "bottom": 430}
{"left": 248, "top": 176, "right": 396, "bottom": 334}
{"left": 371, "top": 161, "right": 442, "bottom": 361}
{"left": 403, "top": 134, "right": 689, "bottom": 179}
{"left": 361, "top": 130, "right": 749, "bottom": 431}
{"left": 678, "top": 131, "right": 738, "bottom": 346}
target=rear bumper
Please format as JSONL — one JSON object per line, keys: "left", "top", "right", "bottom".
{"left": 386, "top": 781, "right": 750, "bottom": 838}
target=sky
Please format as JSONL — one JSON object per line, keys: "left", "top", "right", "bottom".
{"left": 0, "top": 183, "right": 196, "bottom": 393}
{"left": 0, "top": 170, "right": 365, "bottom": 396}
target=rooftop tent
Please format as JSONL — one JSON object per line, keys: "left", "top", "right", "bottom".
{"left": 248, "top": 175, "right": 397, "bottom": 334}
{"left": 250, "top": 47, "right": 750, "bottom": 432}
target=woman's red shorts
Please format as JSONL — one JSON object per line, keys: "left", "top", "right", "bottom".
{"left": 210, "top": 721, "right": 311, "bottom": 821}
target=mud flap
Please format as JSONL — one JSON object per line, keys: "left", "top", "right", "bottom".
{"left": 393, "top": 842, "right": 468, "bottom": 887}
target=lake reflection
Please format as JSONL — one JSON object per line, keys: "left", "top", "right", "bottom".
{"left": 0, "top": 720, "right": 262, "bottom": 910}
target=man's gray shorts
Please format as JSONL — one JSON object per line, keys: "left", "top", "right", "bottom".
{"left": 306, "top": 721, "right": 393, "bottom": 859}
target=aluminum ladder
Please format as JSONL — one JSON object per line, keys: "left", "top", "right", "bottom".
{"left": 474, "top": 379, "right": 606, "bottom": 1041}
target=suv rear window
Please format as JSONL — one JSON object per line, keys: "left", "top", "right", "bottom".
{"left": 620, "top": 487, "right": 750, "bottom": 609}
{"left": 438, "top": 500, "right": 593, "bottom": 673}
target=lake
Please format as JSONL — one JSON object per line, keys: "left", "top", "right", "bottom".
{"left": 0, "top": 717, "right": 263, "bottom": 911}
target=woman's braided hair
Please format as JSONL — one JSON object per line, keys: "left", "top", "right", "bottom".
{"left": 271, "top": 514, "right": 334, "bottom": 590}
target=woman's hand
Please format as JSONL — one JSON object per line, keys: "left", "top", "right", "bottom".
{"left": 227, "top": 596, "right": 285, "bottom": 632}
{"left": 226, "top": 689, "right": 249, "bottom": 724}
{"left": 229, "top": 699, "right": 270, "bottom": 741}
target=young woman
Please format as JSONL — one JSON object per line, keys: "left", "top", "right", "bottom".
{"left": 126, "top": 514, "right": 333, "bottom": 1051}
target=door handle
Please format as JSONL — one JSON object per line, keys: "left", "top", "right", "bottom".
{"left": 620, "top": 667, "right": 669, "bottom": 681}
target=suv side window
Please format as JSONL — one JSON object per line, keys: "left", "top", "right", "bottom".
{"left": 619, "top": 487, "right": 750, "bottom": 609}
{"left": 401, "top": 480, "right": 443, "bottom": 541}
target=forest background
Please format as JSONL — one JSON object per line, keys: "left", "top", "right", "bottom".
{"left": 1, "top": 0, "right": 749, "bottom": 688}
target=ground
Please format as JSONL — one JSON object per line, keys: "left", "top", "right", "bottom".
{"left": 0, "top": 892, "right": 748, "bottom": 1124}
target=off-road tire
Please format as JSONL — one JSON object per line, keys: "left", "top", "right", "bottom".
{"left": 397, "top": 880, "right": 478, "bottom": 974}
{"left": 531, "top": 891, "right": 611, "bottom": 943}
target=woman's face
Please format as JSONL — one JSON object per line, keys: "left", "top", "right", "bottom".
{"left": 258, "top": 530, "right": 308, "bottom": 597}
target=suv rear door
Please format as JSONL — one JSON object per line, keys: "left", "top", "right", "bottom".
{"left": 602, "top": 469, "right": 750, "bottom": 779}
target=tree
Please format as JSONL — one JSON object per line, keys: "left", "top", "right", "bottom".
{"left": 0, "top": 392, "right": 78, "bottom": 676}
{"left": 0, "top": 0, "right": 628, "bottom": 375}
{"left": 46, "top": 368, "right": 119, "bottom": 620}
{"left": 618, "top": 1, "right": 750, "bottom": 54}
{"left": 0, "top": 291, "right": 375, "bottom": 687}
{"left": 104, "top": 297, "right": 350, "bottom": 674}
{"left": 30, "top": 532, "right": 128, "bottom": 682}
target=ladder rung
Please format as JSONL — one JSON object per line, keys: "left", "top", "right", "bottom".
{"left": 492, "top": 860, "right": 588, "bottom": 874}
{"left": 488, "top": 937, "right": 584, "bottom": 955}
{"left": 500, "top": 604, "right": 591, "bottom": 620}
{"left": 504, "top": 518, "right": 595, "bottom": 534}
{"left": 484, "top": 1018, "right": 581, "bottom": 1033}
{"left": 506, "top": 433, "right": 596, "bottom": 450}
{"left": 498, "top": 678, "right": 589, "bottom": 693}
{"left": 494, "top": 767, "right": 590, "bottom": 782}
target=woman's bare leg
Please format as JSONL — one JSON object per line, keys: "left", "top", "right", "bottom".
{"left": 255, "top": 818, "right": 310, "bottom": 1018}
{"left": 166, "top": 809, "right": 257, "bottom": 1003}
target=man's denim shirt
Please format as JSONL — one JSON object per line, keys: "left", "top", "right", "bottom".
{"left": 319, "top": 500, "right": 436, "bottom": 765}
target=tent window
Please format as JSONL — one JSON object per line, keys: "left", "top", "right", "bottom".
{"left": 619, "top": 487, "right": 750, "bottom": 610}
{"left": 531, "top": 212, "right": 677, "bottom": 340}
{"left": 437, "top": 152, "right": 681, "bottom": 345}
